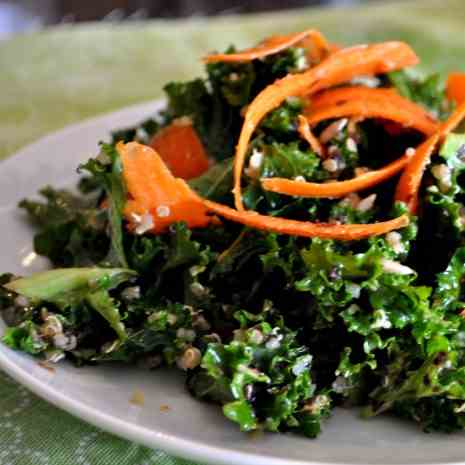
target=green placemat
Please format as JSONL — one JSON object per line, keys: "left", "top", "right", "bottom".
{"left": 1, "top": 1, "right": 465, "bottom": 463}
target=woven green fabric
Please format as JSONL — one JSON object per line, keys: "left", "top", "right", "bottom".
{"left": 1, "top": 0, "right": 465, "bottom": 463}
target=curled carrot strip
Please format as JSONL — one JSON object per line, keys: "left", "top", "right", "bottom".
{"left": 307, "top": 86, "right": 438, "bottom": 136}
{"left": 203, "top": 29, "right": 330, "bottom": 63}
{"left": 309, "top": 86, "right": 397, "bottom": 110}
{"left": 119, "top": 141, "right": 409, "bottom": 241}
{"left": 297, "top": 115, "right": 325, "bottom": 157}
{"left": 262, "top": 154, "right": 409, "bottom": 198}
{"left": 150, "top": 120, "right": 210, "bottom": 180}
{"left": 203, "top": 199, "right": 409, "bottom": 241}
{"left": 394, "top": 101, "right": 465, "bottom": 213}
{"left": 119, "top": 142, "right": 214, "bottom": 233}
{"left": 393, "top": 135, "right": 439, "bottom": 213}
{"left": 233, "top": 41, "right": 420, "bottom": 210}
{"left": 446, "top": 72, "right": 465, "bottom": 106}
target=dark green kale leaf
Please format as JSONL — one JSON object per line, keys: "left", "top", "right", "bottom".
{"left": 79, "top": 143, "right": 128, "bottom": 267}
{"left": 260, "top": 142, "right": 322, "bottom": 181}
{"left": 193, "top": 309, "right": 331, "bottom": 436}
{"left": 388, "top": 70, "right": 452, "bottom": 120}
{"left": 206, "top": 57, "right": 256, "bottom": 107}
{"left": 392, "top": 397, "right": 465, "bottom": 433}
{"left": 189, "top": 158, "right": 233, "bottom": 202}
{"left": 261, "top": 98, "right": 303, "bottom": 140}
{"left": 95, "top": 302, "right": 209, "bottom": 366}
{"left": 434, "top": 247, "right": 465, "bottom": 312}
{"left": 425, "top": 134, "right": 465, "bottom": 237}
{"left": 328, "top": 195, "right": 376, "bottom": 224}
{"left": 20, "top": 186, "right": 108, "bottom": 267}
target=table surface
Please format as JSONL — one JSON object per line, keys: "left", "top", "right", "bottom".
{"left": 1, "top": 0, "right": 465, "bottom": 464}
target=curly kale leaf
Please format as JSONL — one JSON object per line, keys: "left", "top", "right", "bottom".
{"left": 329, "top": 196, "right": 376, "bottom": 224}
{"left": 260, "top": 98, "right": 303, "bottom": 140}
{"left": 260, "top": 142, "right": 322, "bottom": 181}
{"left": 194, "top": 311, "right": 330, "bottom": 436}
{"left": 426, "top": 134, "right": 465, "bottom": 236}
{"left": 434, "top": 247, "right": 465, "bottom": 312}
{"left": 392, "top": 397, "right": 465, "bottom": 433}
{"left": 206, "top": 58, "right": 256, "bottom": 108}
{"left": 388, "top": 70, "right": 451, "bottom": 120}
{"left": 96, "top": 302, "right": 206, "bottom": 365}
{"left": 189, "top": 158, "right": 233, "bottom": 202}
{"left": 19, "top": 186, "right": 108, "bottom": 267}
{"left": 295, "top": 238, "right": 382, "bottom": 316}
{"left": 2, "top": 321, "right": 48, "bottom": 355}
{"left": 79, "top": 143, "right": 128, "bottom": 267}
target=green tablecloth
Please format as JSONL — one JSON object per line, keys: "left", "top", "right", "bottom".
{"left": 1, "top": 0, "right": 465, "bottom": 463}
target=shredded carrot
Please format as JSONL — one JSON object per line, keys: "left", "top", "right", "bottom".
{"left": 150, "top": 120, "right": 210, "bottom": 180}
{"left": 297, "top": 115, "right": 325, "bottom": 156}
{"left": 203, "top": 199, "right": 409, "bottom": 240}
{"left": 446, "top": 72, "right": 465, "bottom": 106}
{"left": 233, "top": 41, "right": 419, "bottom": 210}
{"left": 118, "top": 142, "right": 214, "bottom": 233}
{"left": 119, "top": 141, "right": 409, "bottom": 241}
{"left": 394, "top": 101, "right": 465, "bottom": 213}
{"left": 310, "top": 86, "right": 397, "bottom": 110}
{"left": 393, "top": 135, "right": 439, "bottom": 213}
{"left": 203, "top": 29, "right": 330, "bottom": 63}
{"left": 262, "top": 154, "right": 409, "bottom": 198}
{"left": 307, "top": 86, "right": 438, "bottom": 136}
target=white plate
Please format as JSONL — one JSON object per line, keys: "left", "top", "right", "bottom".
{"left": 1, "top": 101, "right": 465, "bottom": 465}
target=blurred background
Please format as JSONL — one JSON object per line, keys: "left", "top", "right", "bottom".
{"left": 0, "top": 0, "right": 389, "bottom": 39}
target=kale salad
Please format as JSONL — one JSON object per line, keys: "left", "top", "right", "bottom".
{"left": 2, "top": 29, "right": 465, "bottom": 438}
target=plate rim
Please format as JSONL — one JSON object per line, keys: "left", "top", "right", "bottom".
{"left": 0, "top": 101, "right": 461, "bottom": 465}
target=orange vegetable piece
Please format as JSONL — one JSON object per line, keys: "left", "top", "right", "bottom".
{"left": 394, "top": 101, "right": 465, "bottom": 213}
{"left": 203, "top": 199, "right": 409, "bottom": 241}
{"left": 309, "top": 86, "right": 397, "bottom": 109}
{"left": 119, "top": 142, "right": 214, "bottom": 233}
{"left": 393, "top": 135, "right": 439, "bottom": 213}
{"left": 203, "top": 29, "right": 330, "bottom": 63}
{"left": 119, "top": 141, "right": 409, "bottom": 241}
{"left": 307, "top": 86, "right": 438, "bottom": 136}
{"left": 446, "top": 72, "right": 465, "bottom": 105}
{"left": 262, "top": 153, "right": 409, "bottom": 198}
{"left": 297, "top": 115, "right": 325, "bottom": 157}
{"left": 149, "top": 120, "right": 210, "bottom": 180}
{"left": 233, "top": 41, "right": 420, "bottom": 210}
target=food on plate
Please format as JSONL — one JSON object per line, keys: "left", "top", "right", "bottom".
{"left": 2, "top": 31, "right": 465, "bottom": 438}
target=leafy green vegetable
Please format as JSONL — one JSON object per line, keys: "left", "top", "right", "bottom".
{"left": 3, "top": 321, "right": 48, "bottom": 355}
{"left": 4, "top": 268, "right": 136, "bottom": 340}
{"left": 20, "top": 186, "right": 108, "bottom": 266}
{"left": 79, "top": 143, "right": 128, "bottom": 267}
{"left": 4, "top": 268, "right": 135, "bottom": 304}
{"left": 388, "top": 70, "right": 451, "bottom": 119}
{"left": 260, "top": 142, "right": 322, "bottom": 181}
{"left": 196, "top": 310, "right": 330, "bottom": 435}
{"left": 86, "top": 290, "right": 127, "bottom": 340}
